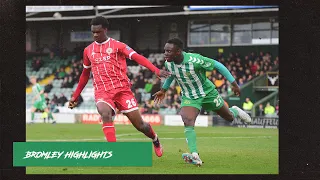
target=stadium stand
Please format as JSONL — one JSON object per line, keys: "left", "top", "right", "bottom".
{"left": 26, "top": 49, "right": 279, "bottom": 116}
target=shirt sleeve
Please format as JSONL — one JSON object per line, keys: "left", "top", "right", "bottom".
{"left": 192, "top": 54, "right": 235, "bottom": 83}
{"left": 162, "top": 62, "right": 174, "bottom": 90}
{"left": 196, "top": 54, "right": 215, "bottom": 71}
{"left": 162, "top": 76, "right": 174, "bottom": 90}
{"left": 83, "top": 48, "right": 91, "bottom": 69}
{"left": 213, "top": 60, "right": 236, "bottom": 83}
{"left": 118, "top": 42, "right": 137, "bottom": 60}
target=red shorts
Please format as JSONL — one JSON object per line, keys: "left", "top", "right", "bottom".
{"left": 94, "top": 87, "right": 139, "bottom": 116}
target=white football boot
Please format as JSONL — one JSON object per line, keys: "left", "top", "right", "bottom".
{"left": 232, "top": 106, "right": 252, "bottom": 123}
{"left": 182, "top": 152, "right": 203, "bottom": 167}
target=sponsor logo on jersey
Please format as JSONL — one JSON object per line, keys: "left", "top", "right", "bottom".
{"left": 184, "top": 100, "right": 191, "bottom": 104}
{"left": 203, "top": 62, "right": 212, "bottom": 68}
{"left": 95, "top": 56, "right": 111, "bottom": 62}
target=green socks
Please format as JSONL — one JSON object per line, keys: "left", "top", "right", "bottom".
{"left": 229, "top": 107, "right": 239, "bottom": 119}
{"left": 31, "top": 112, "right": 35, "bottom": 121}
{"left": 184, "top": 126, "right": 198, "bottom": 153}
{"left": 183, "top": 108, "right": 238, "bottom": 154}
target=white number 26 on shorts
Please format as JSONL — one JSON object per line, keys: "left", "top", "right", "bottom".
{"left": 126, "top": 98, "right": 137, "bottom": 109}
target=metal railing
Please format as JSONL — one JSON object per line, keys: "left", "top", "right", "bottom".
{"left": 224, "top": 74, "right": 267, "bottom": 100}
{"left": 251, "top": 90, "right": 278, "bottom": 117}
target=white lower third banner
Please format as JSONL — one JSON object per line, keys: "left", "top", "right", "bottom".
{"left": 164, "top": 115, "right": 209, "bottom": 127}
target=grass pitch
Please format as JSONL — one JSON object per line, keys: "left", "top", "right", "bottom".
{"left": 26, "top": 123, "right": 278, "bottom": 174}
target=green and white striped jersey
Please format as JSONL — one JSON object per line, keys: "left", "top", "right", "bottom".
{"left": 32, "top": 83, "right": 45, "bottom": 102}
{"left": 164, "top": 51, "right": 216, "bottom": 99}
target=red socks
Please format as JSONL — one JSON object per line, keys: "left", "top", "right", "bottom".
{"left": 102, "top": 122, "right": 157, "bottom": 142}
{"left": 102, "top": 122, "right": 116, "bottom": 142}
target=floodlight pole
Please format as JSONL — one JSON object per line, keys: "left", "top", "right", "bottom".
{"left": 94, "top": 6, "right": 98, "bottom": 16}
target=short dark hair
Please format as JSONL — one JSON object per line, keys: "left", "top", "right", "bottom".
{"left": 90, "top": 16, "right": 109, "bottom": 29}
{"left": 167, "top": 38, "right": 183, "bottom": 50}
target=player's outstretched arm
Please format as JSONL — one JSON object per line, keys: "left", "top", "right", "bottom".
{"left": 69, "top": 48, "right": 91, "bottom": 109}
{"left": 213, "top": 60, "right": 241, "bottom": 96}
{"left": 69, "top": 67, "right": 91, "bottom": 109}
{"left": 153, "top": 76, "right": 174, "bottom": 104}
{"left": 213, "top": 60, "right": 235, "bottom": 83}
{"left": 131, "top": 53, "right": 171, "bottom": 78}
{"left": 119, "top": 43, "right": 170, "bottom": 78}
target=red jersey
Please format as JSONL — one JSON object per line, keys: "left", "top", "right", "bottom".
{"left": 83, "top": 38, "right": 136, "bottom": 93}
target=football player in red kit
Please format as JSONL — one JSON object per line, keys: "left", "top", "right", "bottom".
{"left": 68, "top": 16, "right": 171, "bottom": 157}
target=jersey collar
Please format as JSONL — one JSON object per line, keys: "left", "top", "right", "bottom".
{"left": 94, "top": 38, "right": 110, "bottom": 45}
{"left": 174, "top": 51, "right": 186, "bottom": 67}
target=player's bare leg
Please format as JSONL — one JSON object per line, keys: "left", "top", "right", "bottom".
{"left": 96, "top": 102, "right": 116, "bottom": 142}
{"left": 30, "top": 107, "right": 37, "bottom": 124}
{"left": 44, "top": 108, "right": 56, "bottom": 124}
{"left": 215, "top": 104, "right": 234, "bottom": 122}
{"left": 124, "top": 110, "right": 163, "bottom": 157}
{"left": 215, "top": 104, "right": 251, "bottom": 123}
{"left": 179, "top": 106, "right": 203, "bottom": 166}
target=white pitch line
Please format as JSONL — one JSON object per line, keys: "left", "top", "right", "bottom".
{"left": 27, "top": 136, "right": 272, "bottom": 142}
{"left": 118, "top": 136, "right": 272, "bottom": 141}
{"left": 26, "top": 133, "right": 142, "bottom": 142}
{"left": 116, "top": 133, "right": 142, "bottom": 137}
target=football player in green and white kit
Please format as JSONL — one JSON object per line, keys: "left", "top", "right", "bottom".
{"left": 29, "top": 76, "right": 56, "bottom": 124}
{"left": 153, "top": 38, "right": 251, "bottom": 166}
